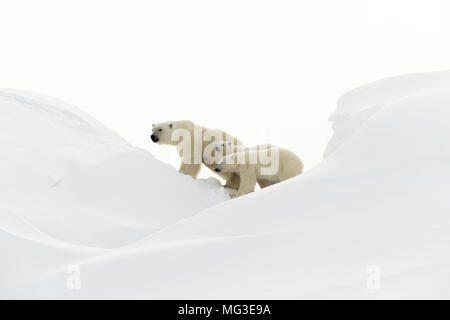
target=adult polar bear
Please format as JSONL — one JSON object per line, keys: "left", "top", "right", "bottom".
{"left": 151, "top": 120, "right": 244, "bottom": 190}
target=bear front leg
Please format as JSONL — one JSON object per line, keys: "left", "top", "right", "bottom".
{"left": 179, "top": 163, "right": 201, "bottom": 178}
{"left": 224, "top": 173, "right": 240, "bottom": 190}
{"left": 234, "top": 169, "right": 257, "bottom": 198}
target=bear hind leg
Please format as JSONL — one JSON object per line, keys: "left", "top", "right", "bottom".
{"left": 257, "top": 179, "right": 277, "bottom": 189}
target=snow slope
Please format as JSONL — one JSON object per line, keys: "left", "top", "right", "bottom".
{"left": 2, "top": 72, "right": 450, "bottom": 299}
{"left": 0, "top": 87, "right": 231, "bottom": 297}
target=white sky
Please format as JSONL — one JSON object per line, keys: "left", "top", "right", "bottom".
{"left": 1, "top": 0, "right": 449, "bottom": 177}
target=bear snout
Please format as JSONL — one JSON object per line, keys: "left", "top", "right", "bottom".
{"left": 151, "top": 134, "right": 159, "bottom": 142}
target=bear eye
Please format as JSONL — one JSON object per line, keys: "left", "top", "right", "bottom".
{"left": 159, "top": 128, "right": 162, "bottom": 132}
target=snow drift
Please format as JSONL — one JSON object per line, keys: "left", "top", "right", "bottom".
{"left": 2, "top": 71, "right": 450, "bottom": 299}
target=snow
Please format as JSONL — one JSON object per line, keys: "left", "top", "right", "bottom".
{"left": 2, "top": 71, "right": 450, "bottom": 299}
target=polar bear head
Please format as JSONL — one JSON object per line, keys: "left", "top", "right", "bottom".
{"left": 150, "top": 121, "right": 173, "bottom": 144}
{"left": 151, "top": 120, "right": 195, "bottom": 146}
{"left": 214, "top": 153, "right": 239, "bottom": 173}
{"left": 203, "top": 140, "right": 237, "bottom": 165}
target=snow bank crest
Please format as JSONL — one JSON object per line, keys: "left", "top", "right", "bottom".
{"left": 0, "top": 88, "right": 231, "bottom": 249}
{"left": 324, "top": 70, "right": 450, "bottom": 158}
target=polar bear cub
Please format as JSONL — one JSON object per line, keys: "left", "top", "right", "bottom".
{"left": 204, "top": 141, "right": 274, "bottom": 189}
{"left": 150, "top": 120, "right": 243, "bottom": 189}
{"left": 214, "top": 146, "right": 303, "bottom": 198}
{"left": 203, "top": 140, "right": 270, "bottom": 164}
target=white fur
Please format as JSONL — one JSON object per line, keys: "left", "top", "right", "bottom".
{"left": 216, "top": 146, "right": 303, "bottom": 198}
{"left": 151, "top": 120, "right": 244, "bottom": 189}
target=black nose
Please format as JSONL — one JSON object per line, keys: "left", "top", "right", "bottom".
{"left": 151, "top": 135, "right": 159, "bottom": 142}
{"left": 214, "top": 168, "right": 220, "bottom": 172}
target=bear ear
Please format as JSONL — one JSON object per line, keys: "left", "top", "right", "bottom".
{"left": 169, "top": 123, "right": 173, "bottom": 128}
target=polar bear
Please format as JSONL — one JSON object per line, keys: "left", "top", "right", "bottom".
{"left": 150, "top": 120, "right": 244, "bottom": 189}
{"left": 203, "top": 140, "right": 248, "bottom": 164}
{"left": 204, "top": 141, "right": 275, "bottom": 189}
{"left": 214, "top": 146, "right": 303, "bottom": 198}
